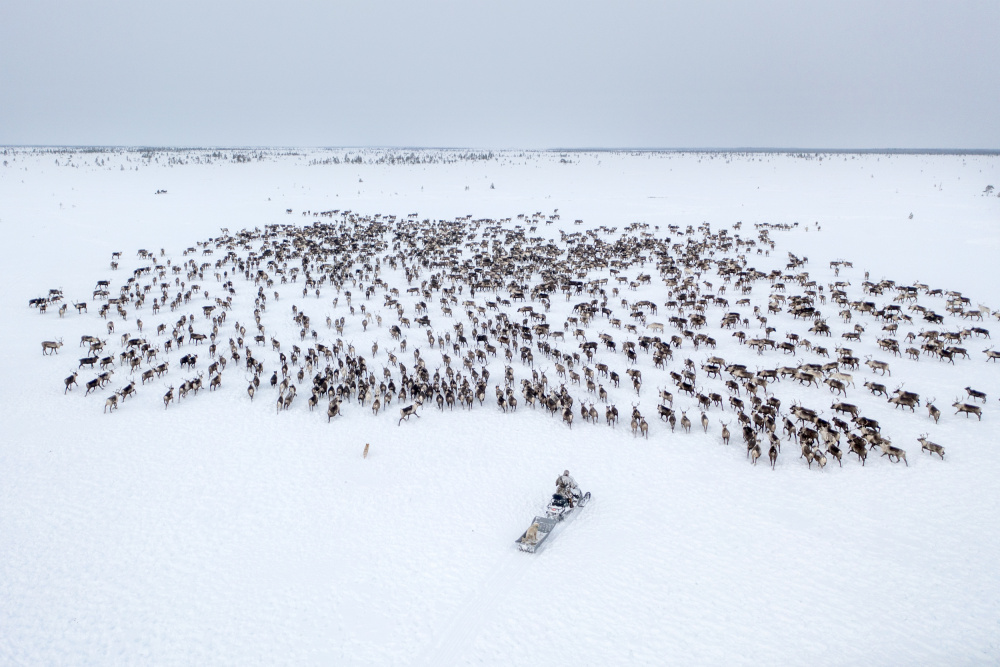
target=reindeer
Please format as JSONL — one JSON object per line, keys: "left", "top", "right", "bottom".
{"left": 720, "top": 421, "right": 730, "bottom": 445}
{"left": 279, "top": 385, "right": 296, "bottom": 411}
{"left": 828, "top": 371, "right": 855, "bottom": 388}
{"left": 952, "top": 399, "right": 982, "bottom": 420}
{"left": 812, "top": 448, "right": 828, "bottom": 469}
{"left": 863, "top": 380, "right": 888, "bottom": 398}
{"left": 606, "top": 404, "right": 618, "bottom": 426}
{"left": 909, "top": 398, "right": 934, "bottom": 427}
{"left": 888, "top": 394, "right": 917, "bottom": 412}
{"left": 41, "top": 338, "right": 66, "bottom": 355}
{"left": 398, "top": 398, "right": 423, "bottom": 425}
{"left": 826, "top": 442, "right": 843, "bottom": 467}
{"left": 800, "top": 441, "right": 816, "bottom": 467}
{"left": 327, "top": 398, "right": 342, "bottom": 422}
{"left": 848, "top": 436, "right": 868, "bottom": 465}
{"left": 83, "top": 377, "right": 102, "bottom": 396}
{"left": 984, "top": 349, "right": 1000, "bottom": 362}
{"left": 119, "top": 382, "right": 136, "bottom": 401}
{"left": 831, "top": 401, "right": 859, "bottom": 419}
{"left": 877, "top": 440, "right": 908, "bottom": 465}
{"left": 104, "top": 390, "right": 122, "bottom": 413}
{"left": 918, "top": 434, "right": 945, "bottom": 459}
{"left": 864, "top": 357, "right": 891, "bottom": 376}
{"left": 680, "top": 411, "right": 691, "bottom": 434}
{"left": 163, "top": 386, "right": 174, "bottom": 409}
{"left": 88, "top": 339, "right": 107, "bottom": 356}
{"left": 824, "top": 377, "right": 848, "bottom": 396}
{"left": 562, "top": 406, "right": 574, "bottom": 429}
{"left": 965, "top": 386, "right": 987, "bottom": 403}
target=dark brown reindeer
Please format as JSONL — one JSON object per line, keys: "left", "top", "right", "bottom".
{"left": 964, "top": 386, "right": 987, "bottom": 404}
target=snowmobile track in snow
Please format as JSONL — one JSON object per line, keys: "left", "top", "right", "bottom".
{"left": 418, "top": 552, "right": 531, "bottom": 665}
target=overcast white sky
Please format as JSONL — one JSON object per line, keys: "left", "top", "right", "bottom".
{"left": 1, "top": 1, "right": 997, "bottom": 148}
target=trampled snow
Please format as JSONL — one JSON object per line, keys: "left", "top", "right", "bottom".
{"left": 1, "top": 148, "right": 998, "bottom": 665}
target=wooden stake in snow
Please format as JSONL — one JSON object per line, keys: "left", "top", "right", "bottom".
{"left": 363, "top": 443, "right": 370, "bottom": 459}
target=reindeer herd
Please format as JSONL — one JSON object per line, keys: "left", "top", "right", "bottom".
{"left": 30, "top": 209, "right": 999, "bottom": 470}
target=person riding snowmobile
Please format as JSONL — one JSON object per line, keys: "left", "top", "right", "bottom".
{"left": 555, "top": 470, "right": 579, "bottom": 507}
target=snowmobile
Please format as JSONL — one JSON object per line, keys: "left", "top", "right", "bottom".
{"left": 515, "top": 489, "right": 591, "bottom": 553}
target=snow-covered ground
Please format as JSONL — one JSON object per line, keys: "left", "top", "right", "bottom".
{"left": 1, "top": 148, "right": 999, "bottom": 665}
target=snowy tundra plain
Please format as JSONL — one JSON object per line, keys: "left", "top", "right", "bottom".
{"left": 1, "top": 148, "right": 999, "bottom": 665}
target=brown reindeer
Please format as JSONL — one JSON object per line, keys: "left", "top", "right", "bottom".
{"left": 41, "top": 339, "right": 64, "bottom": 355}
{"left": 918, "top": 434, "right": 945, "bottom": 459}
{"left": 925, "top": 398, "right": 941, "bottom": 423}
{"left": 952, "top": 399, "right": 982, "bottom": 420}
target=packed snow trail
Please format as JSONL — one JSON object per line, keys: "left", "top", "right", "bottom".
{"left": 416, "top": 552, "right": 532, "bottom": 666}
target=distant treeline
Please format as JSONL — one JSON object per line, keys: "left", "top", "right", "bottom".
{"left": 553, "top": 147, "right": 1000, "bottom": 156}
